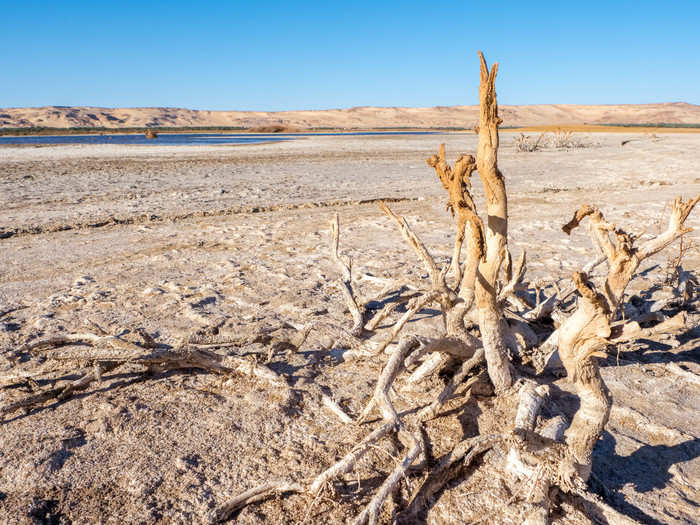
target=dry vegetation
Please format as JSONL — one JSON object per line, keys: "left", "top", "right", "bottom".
{"left": 515, "top": 130, "right": 590, "bottom": 152}
{"left": 1, "top": 53, "right": 699, "bottom": 525}
{"left": 247, "top": 125, "right": 299, "bottom": 133}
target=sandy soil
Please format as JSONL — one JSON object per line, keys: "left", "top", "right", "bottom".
{"left": 2, "top": 102, "right": 700, "bottom": 130}
{"left": 0, "top": 133, "right": 698, "bottom": 524}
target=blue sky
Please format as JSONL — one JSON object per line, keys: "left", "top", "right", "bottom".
{"left": 1, "top": 1, "right": 699, "bottom": 110}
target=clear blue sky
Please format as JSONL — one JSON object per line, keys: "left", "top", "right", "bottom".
{"left": 1, "top": 1, "right": 699, "bottom": 110}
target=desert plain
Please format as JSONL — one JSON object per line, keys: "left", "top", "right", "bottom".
{"left": 0, "top": 131, "right": 699, "bottom": 524}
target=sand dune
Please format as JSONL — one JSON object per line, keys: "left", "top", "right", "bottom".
{"left": 1, "top": 102, "right": 699, "bottom": 129}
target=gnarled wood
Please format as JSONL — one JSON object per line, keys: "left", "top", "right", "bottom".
{"left": 474, "top": 51, "right": 514, "bottom": 392}
{"left": 557, "top": 195, "right": 699, "bottom": 481}
{"left": 427, "top": 144, "right": 483, "bottom": 284}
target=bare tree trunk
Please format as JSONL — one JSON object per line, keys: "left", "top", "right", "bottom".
{"left": 474, "top": 51, "right": 514, "bottom": 392}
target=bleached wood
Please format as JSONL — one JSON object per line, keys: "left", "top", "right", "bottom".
{"left": 427, "top": 143, "right": 483, "bottom": 286}
{"left": 321, "top": 393, "right": 353, "bottom": 424}
{"left": 368, "top": 292, "right": 437, "bottom": 356}
{"left": 557, "top": 195, "right": 698, "bottom": 482}
{"left": 418, "top": 348, "right": 485, "bottom": 421}
{"left": 363, "top": 301, "right": 399, "bottom": 331}
{"left": 209, "top": 481, "right": 304, "bottom": 523}
{"left": 330, "top": 213, "right": 365, "bottom": 336}
{"left": 309, "top": 422, "right": 396, "bottom": 493}
{"left": 350, "top": 431, "right": 423, "bottom": 525}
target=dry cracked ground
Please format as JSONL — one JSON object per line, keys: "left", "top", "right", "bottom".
{"left": 0, "top": 132, "right": 699, "bottom": 524}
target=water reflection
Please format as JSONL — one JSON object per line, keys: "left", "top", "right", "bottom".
{"left": 0, "top": 131, "right": 436, "bottom": 146}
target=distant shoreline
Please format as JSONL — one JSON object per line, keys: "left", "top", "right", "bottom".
{"left": 3, "top": 103, "right": 700, "bottom": 133}
{"left": 2, "top": 123, "right": 700, "bottom": 137}
{"left": 0, "top": 126, "right": 455, "bottom": 137}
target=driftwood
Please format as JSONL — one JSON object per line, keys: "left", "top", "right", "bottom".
{"left": 1, "top": 326, "right": 302, "bottom": 419}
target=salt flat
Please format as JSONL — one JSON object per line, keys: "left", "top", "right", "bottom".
{"left": 0, "top": 132, "right": 698, "bottom": 524}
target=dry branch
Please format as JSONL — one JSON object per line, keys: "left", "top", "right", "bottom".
{"left": 209, "top": 481, "right": 304, "bottom": 523}
{"left": 330, "top": 213, "right": 365, "bottom": 336}
{"left": 2, "top": 328, "right": 296, "bottom": 418}
{"left": 426, "top": 143, "right": 483, "bottom": 284}
{"left": 379, "top": 202, "right": 444, "bottom": 292}
{"left": 1, "top": 361, "right": 122, "bottom": 418}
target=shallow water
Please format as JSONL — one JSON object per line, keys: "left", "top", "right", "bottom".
{"left": 0, "top": 131, "right": 436, "bottom": 146}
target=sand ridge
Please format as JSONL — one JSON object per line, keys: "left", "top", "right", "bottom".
{"left": 2, "top": 102, "right": 700, "bottom": 129}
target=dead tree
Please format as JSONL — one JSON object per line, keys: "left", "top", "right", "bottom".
{"left": 213, "top": 52, "right": 697, "bottom": 525}
{"left": 2, "top": 52, "right": 697, "bottom": 525}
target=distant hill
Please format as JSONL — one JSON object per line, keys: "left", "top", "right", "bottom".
{"left": 1, "top": 102, "right": 699, "bottom": 129}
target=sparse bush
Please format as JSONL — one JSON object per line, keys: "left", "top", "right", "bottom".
{"left": 514, "top": 132, "right": 545, "bottom": 152}
{"left": 548, "top": 129, "right": 574, "bottom": 148}
{"left": 515, "top": 130, "right": 589, "bottom": 151}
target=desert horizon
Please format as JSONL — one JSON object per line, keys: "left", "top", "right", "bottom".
{"left": 2, "top": 2, "right": 699, "bottom": 525}
{"left": 2, "top": 101, "right": 700, "bottom": 130}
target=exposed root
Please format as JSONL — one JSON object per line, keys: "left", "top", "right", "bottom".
{"left": 209, "top": 57, "right": 697, "bottom": 525}
{"left": 208, "top": 481, "right": 305, "bottom": 524}
{"left": 359, "top": 335, "right": 478, "bottom": 424}
{"left": 403, "top": 433, "right": 505, "bottom": 519}
{"left": 358, "top": 336, "right": 422, "bottom": 423}
{"left": 1, "top": 361, "right": 122, "bottom": 418}
{"left": 403, "top": 352, "right": 447, "bottom": 387}
{"left": 350, "top": 431, "right": 423, "bottom": 525}
{"left": 366, "top": 292, "right": 438, "bottom": 357}
{"left": 309, "top": 422, "right": 397, "bottom": 493}
{"left": 211, "top": 422, "right": 397, "bottom": 523}
{"left": 573, "top": 488, "right": 641, "bottom": 525}
{"left": 321, "top": 393, "right": 353, "bottom": 424}
{"left": 364, "top": 301, "right": 399, "bottom": 331}
{"left": 417, "top": 347, "right": 485, "bottom": 421}
{"left": 2, "top": 329, "right": 294, "bottom": 418}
